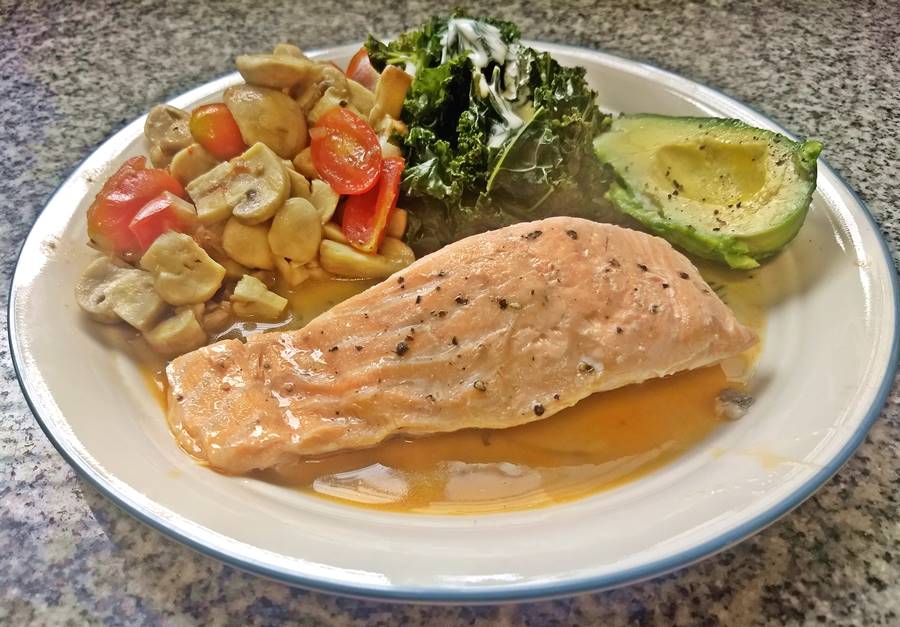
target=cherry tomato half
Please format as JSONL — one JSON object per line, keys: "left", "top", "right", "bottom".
{"left": 310, "top": 107, "right": 382, "bottom": 195}
{"left": 128, "top": 191, "right": 197, "bottom": 251}
{"left": 346, "top": 47, "right": 379, "bottom": 91}
{"left": 342, "top": 156, "right": 404, "bottom": 253}
{"left": 86, "top": 156, "right": 186, "bottom": 257}
{"left": 189, "top": 103, "right": 247, "bottom": 161}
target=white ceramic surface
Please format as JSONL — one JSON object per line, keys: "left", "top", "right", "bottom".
{"left": 9, "top": 42, "right": 899, "bottom": 602}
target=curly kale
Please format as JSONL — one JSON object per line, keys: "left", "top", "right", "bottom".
{"left": 366, "top": 14, "right": 615, "bottom": 254}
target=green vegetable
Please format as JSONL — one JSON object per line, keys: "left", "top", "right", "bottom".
{"left": 593, "top": 115, "right": 822, "bottom": 269}
{"left": 366, "top": 12, "right": 616, "bottom": 254}
{"left": 369, "top": 14, "right": 819, "bottom": 268}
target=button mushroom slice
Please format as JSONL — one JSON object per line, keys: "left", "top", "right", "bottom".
{"left": 185, "top": 142, "right": 290, "bottom": 225}
{"left": 347, "top": 79, "right": 375, "bottom": 116}
{"left": 200, "top": 300, "right": 233, "bottom": 334}
{"left": 235, "top": 53, "right": 320, "bottom": 91}
{"left": 169, "top": 143, "right": 220, "bottom": 186}
{"left": 293, "top": 64, "right": 349, "bottom": 113}
{"left": 273, "top": 255, "right": 311, "bottom": 287}
{"left": 224, "top": 85, "right": 308, "bottom": 159}
{"left": 140, "top": 232, "right": 226, "bottom": 305}
{"left": 385, "top": 208, "right": 408, "bottom": 239}
{"left": 292, "top": 147, "right": 318, "bottom": 180}
{"left": 143, "top": 307, "right": 208, "bottom": 357}
{"left": 145, "top": 105, "right": 193, "bottom": 168}
{"left": 303, "top": 258, "right": 333, "bottom": 281}
{"left": 319, "top": 239, "right": 412, "bottom": 279}
{"left": 309, "top": 179, "right": 339, "bottom": 224}
{"left": 106, "top": 270, "right": 167, "bottom": 331}
{"left": 268, "top": 198, "right": 321, "bottom": 264}
{"left": 369, "top": 65, "right": 413, "bottom": 127}
{"left": 308, "top": 89, "right": 361, "bottom": 124}
{"left": 379, "top": 236, "right": 416, "bottom": 267}
{"left": 231, "top": 274, "right": 288, "bottom": 321}
{"left": 75, "top": 256, "right": 137, "bottom": 323}
{"left": 192, "top": 222, "right": 247, "bottom": 279}
{"left": 222, "top": 217, "right": 274, "bottom": 270}
{"left": 322, "top": 221, "right": 348, "bottom": 244}
{"left": 272, "top": 43, "right": 306, "bottom": 58}
{"left": 287, "top": 169, "right": 311, "bottom": 199}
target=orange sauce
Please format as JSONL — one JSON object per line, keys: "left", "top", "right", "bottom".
{"left": 149, "top": 269, "right": 765, "bottom": 515}
{"left": 257, "top": 365, "right": 727, "bottom": 513}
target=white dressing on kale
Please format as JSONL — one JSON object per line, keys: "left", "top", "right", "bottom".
{"left": 441, "top": 18, "right": 508, "bottom": 67}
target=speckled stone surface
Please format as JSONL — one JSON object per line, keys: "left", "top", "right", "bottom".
{"left": 2, "top": 0, "right": 899, "bottom": 624}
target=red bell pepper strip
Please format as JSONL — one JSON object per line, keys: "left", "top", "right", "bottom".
{"left": 342, "top": 156, "right": 405, "bottom": 253}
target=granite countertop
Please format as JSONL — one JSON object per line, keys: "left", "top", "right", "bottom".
{"left": 2, "top": 0, "right": 899, "bottom": 624}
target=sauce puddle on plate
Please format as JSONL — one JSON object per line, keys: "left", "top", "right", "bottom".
{"left": 146, "top": 269, "right": 766, "bottom": 515}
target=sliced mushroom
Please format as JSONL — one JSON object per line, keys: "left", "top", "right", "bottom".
{"left": 272, "top": 43, "right": 305, "bottom": 58}
{"left": 309, "top": 179, "right": 339, "bottom": 224}
{"left": 273, "top": 255, "right": 311, "bottom": 287}
{"left": 319, "top": 239, "right": 412, "bottom": 279}
{"left": 379, "top": 236, "right": 416, "bottom": 267}
{"left": 386, "top": 208, "right": 408, "bottom": 239}
{"left": 268, "top": 198, "right": 321, "bottom": 264}
{"left": 347, "top": 79, "right": 375, "bottom": 116}
{"left": 294, "top": 65, "right": 348, "bottom": 114}
{"left": 222, "top": 217, "right": 273, "bottom": 270}
{"left": 304, "top": 258, "right": 333, "bottom": 281}
{"left": 200, "top": 300, "right": 233, "bottom": 333}
{"left": 292, "top": 147, "right": 318, "bottom": 180}
{"left": 369, "top": 66, "right": 413, "bottom": 127}
{"left": 144, "top": 105, "right": 192, "bottom": 168}
{"left": 231, "top": 274, "right": 288, "bottom": 320}
{"left": 224, "top": 85, "right": 308, "bottom": 159}
{"left": 143, "top": 307, "right": 208, "bottom": 357}
{"left": 75, "top": 256, "right": 137, "bottom": 323}
{"left": 288, "top": 169, "right": 311, "bottom": 199}
{"left": 235, "top": 53, "right": 319, "bottom": 91}
{"left": 322, "top": 221, "right": 348, "bottom": 244}
{"left": 169, "top": 143, "right": 220, "bottom": 186}
{"left": 106, "top": 270, "right": 167, "bottom": 331}
{"left": 140, "top": 232, "right": 226, "bottom": 305}
{"left": 186, "top": 142, "right": 289, "bottom": 224}
{"left": 308, "top": 87, "right": 360, "bottom": 124}
{"left": 192, "top": 223, "right": 248, "bottom": 279}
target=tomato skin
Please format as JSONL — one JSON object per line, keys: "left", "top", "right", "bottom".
{"left": 342, "top": 157, "right": 404, "bottom": 253}
{"left": 310, "top": 108, "right": 382, "bottom": 195}
{"left": 87, "top": 157, "right": 186, "bottom": 257}
{"left": 128, "top": 191, "right": 195, "bottom": 251}
{"left": 346, "top": 47, "right": 379, "bottom": 91}
{"left": 189, "top": 103, "right": 247, "bottom": 160}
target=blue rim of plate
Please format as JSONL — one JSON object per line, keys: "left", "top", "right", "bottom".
{"left": 8, "top": 41, "right": 900, "bottom": 603}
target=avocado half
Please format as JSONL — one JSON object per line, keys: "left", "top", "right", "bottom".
{"left": 592, "top": 115, "right": 822, "bottom": 269}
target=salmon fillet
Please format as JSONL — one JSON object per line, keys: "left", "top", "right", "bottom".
{"left": 167, "top": 217, "right": 756, "bottom": 473}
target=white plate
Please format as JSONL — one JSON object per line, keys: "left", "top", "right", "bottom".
{"left": 10, "top": 42, "right": 899, "bottom": 602}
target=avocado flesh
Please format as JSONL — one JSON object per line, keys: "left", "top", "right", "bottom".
{"left": 593, "top": 115, "right": 822, "bottom": 269}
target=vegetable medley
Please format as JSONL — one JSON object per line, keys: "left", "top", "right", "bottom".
{"left": 77, "top": 42, "right": 416, "bottom": 357}
{"left": 76, "top": 12, "right": 821, "bottom": 358}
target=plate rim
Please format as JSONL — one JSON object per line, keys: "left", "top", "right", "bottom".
{"left": 9, "top": 40, "right": 900, "bottom": 603}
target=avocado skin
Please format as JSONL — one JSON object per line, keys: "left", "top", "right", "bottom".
{"left": 593, "top": 115, "right": 822, "bottom": 270}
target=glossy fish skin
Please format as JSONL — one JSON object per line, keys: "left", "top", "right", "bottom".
{"left": 167, "top": 217, "right": 757, "bottom": 473}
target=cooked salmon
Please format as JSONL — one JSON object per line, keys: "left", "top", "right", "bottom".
{"left": 167, "top": 217, "right": 756, "bottom": 473}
